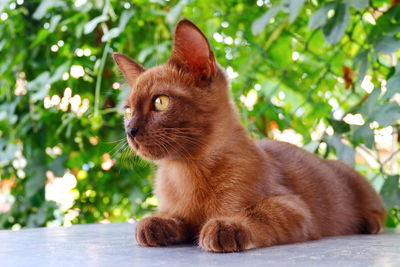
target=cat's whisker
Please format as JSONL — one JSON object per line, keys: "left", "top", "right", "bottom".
{"left": 154, "top": 137, "right": 172, "bottom": 158}
{"left": 115, "top": 143, "right": 128, "bottom": 174}
{"left": 161, "top": 135, "right": 194, "bottom": 161}
{"left": 162, "top": 130, "right": 208, "bottom": 146}
{"left": 109, "top": 140, "right": 128, "bottom": 159}
{"left": 166, "top": 134, "right": 206, "bottom": 148}
{"left": 115, "top": 142, "right": 128, "bottom": 160}
{"left": 154, "top": 130, "right": 206, "bottom": 158}
{"left": 151, "top": 133, "right": 184, "bottom": 159}
{"left": 174, "top": 136, "right": 207, "bottom": 147}
{"left": 101, "top": 137, "right": 127, "bottom": 144}
{"left": 123, "top": 145, "right": 136, "bottom": 170}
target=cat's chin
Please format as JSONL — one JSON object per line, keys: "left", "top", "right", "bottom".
{"left": 127, "top": 138, "right": 168, "bottom": 161}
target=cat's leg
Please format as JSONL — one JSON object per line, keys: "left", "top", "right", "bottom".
{"left": 199, "top": 194, "right": 321, "bottom": 252}
{"left": 136, "top": 216, "right": 190, "bottom": 246}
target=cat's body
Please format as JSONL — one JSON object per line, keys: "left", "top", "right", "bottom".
{"left": 113, "top": 19, "right": 386, "bottom": 252}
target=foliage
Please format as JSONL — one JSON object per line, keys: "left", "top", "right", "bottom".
{"left": 0, "top": 0, "right": 399, "bottom": 229}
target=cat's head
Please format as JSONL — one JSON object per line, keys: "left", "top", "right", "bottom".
{"left": 113, "top": 19, "right": 230, "bottom": 161}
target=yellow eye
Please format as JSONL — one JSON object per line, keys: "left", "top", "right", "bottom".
{"left": 154, "top": 96, "right": 170, "bottom": 111}
{"left": 124, "top": 107, "right": 133, "bottom": 119}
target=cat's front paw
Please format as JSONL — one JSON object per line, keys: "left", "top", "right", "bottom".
{"left": 135, "top": 216, "right": 184, "bottom": 246}
{"left": 199, "top": 219, "right": 251, "bottom": 252}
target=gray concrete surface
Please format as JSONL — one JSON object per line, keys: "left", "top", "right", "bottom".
{"left": 0, "top": 222, "right": 399, "bottom": 267}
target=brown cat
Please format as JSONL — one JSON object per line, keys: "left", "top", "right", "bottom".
{"left": 113, "top": 19, "right": 386, "bottom": 253}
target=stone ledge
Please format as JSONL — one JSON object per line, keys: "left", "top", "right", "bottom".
{"left": 1, "top": 223, "right": 399, "bottom": 266}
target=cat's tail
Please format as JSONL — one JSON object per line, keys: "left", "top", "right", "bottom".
{"left": 326, "top": 160, "right": 387, "bottom": 234}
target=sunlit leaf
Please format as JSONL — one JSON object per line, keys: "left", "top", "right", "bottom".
{"left": 101, "top": 28, "right": 120, "bottom": 42}
{"left": 166, "top": 0, "right": 191, "bottom": 24}
{"left": 33, "top": 0, "right": 66, "bottom": 20}
{"left": 374, "top": 36, "right": 400, "bottom": 54}
{"left": 348, "top": 0, "right": 368, "bottom": 10}
{"left": 308, "top": 3, "right": 336, "bottom": 30}
{"left": 354, "top": 50, "right": 369, "bottom": 82}
{"left": 30, "top": 29, "right": 50, "bottom": 48}
{"left": 303, "top": 141, "right": 320, "bottom": 153}
{"left": 49, "top": 155, "right": 67, "bottom": 177}
{"left": 381, "top": 175, "right": 400, "bottom": 208}
{"left": 287, "top": 0, "right": 306, "bottom": 23}
{"left": 118, "top": 10, "right": 135, "bottom": 32}
{"left": 384, "top": 74, "right": 400, "bottom": 101}
{"left": 324, "top": 134, "right": 355, "bottom": 166}
{"left": 0, "top": 0, "right": 11, "bottom": 13}
{"left": 49, "top": 15, "right": 62, "bottom": 33}
{"left": 84, "top": 15, "right": 108, "bottom": 35}
{"left": 373, "top": 102, "right": 400, "bottom": 127}
{"left": 322, "top": 3, "right": 350, "bottom": 44}
{"left": 251, "top": 5, "right": 281, "bottom": 35}
{"left": 351, "top": 124, "right": 374, "bottom": 149}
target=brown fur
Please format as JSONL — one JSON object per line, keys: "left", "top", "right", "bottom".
{"left": 113, "top": 19, "right": 386, "bottom": 252}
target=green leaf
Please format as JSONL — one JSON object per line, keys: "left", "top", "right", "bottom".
{"left": 166, "top": 0, "right": 191, "bottom": 24}
{"left": 28, "top": 72, "right": 50, "bottom": 102}
{"left": 49, "top": 62, "right": 70, "bottom": 84}
{"left": 0, "top": 39, "right": 6, "bottom": 52}
{"left": 374, "top": 5, "right": 400, "bottom": 36}
{"left": 348, "top": 0, "right": 368, "bottom": 10}
{"left": 0, "top": 141, "right": 18, "bottom": 167}
{"left": 384, "top": 74, "right": 400, "bottom": 101}
{"left": 49, "top": 155, "right": 67, "bottom": 177}
{"left": 373, "top": 102, "right": 400, "bottom": 127}
{"left": 386, "top": 212, "right": 398, "bottom": 228}
{"left": 25, "top": 166, "right": 46, "bottom": 198}
{"left": 138, "top": 46, "right": 155, "bottom": 63}
{"left": 354, "top": 50, "right": 369, "bottom": 82}
{"left": 380, "top": 175, "right": 400, "bottom": 208}
{"left": 118, "top": 10, "right": 135, "bottom": 32}
{"left": 27, "top": 202, "right": 57, "bottom": 227}
{"left": 287, "top": 0, "right": 306, "bottom": 23}
{"left": 322, "top": 3, "right": 350, "bottom": 45}
{"left": 375, "top": 36, "right": 400, "bottom": 54}
{"left": 30, "top": 29, "right": 50, "bottom": 48}
{"left": 303, "top": 141, "right": 320, "bottom": 153}
{"left": 308, "top": 3, "right": 336, "bottom": 30}
{"left": 359, "top": 87, "right": 381, "bottom": 117}
{"left": 32, "top": 0, "right": 65, "bottom": 20}
{"left": 351, "top": 124, "right": 374, "bottom": 148}
{"left": 101, "top": 28, "right": 121, "bottom": 42}
{"left": 268, "top": 34, "right": 292, "bottom": 68}
{"left": 328, "top": 118, "right": 350, "bottom": 133}
{"left": 0, "top": 0, "right": 11, "bottom": 13}
{"left": 324, "top": 134, "right": 355, "bottom": 166}
{"left": 252, "top": 5, "right": 281, "bottom": 35}
{"left": 84, "top": 15, "right": 108, "bottom": 35}
{"left": 100, "top": 10, "right": 135, "bottom": 42}
{"left": 49, "top": 15, "right": 62, "bottom": 33}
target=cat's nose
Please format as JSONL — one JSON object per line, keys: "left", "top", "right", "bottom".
{"left": 126, "top": 127, "right": 139, "bottom": 138}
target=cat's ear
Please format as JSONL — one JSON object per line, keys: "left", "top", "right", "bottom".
{"left": 170, "top": 19, "right": 216, "bottom": 79}
{"left": 112, "top": 53, "right": 145, "bottom": 85}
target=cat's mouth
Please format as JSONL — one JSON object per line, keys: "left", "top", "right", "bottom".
{"left": 127, "top": 137, "right": 140, "bottom": 150}
{"left": 126, "top": 136, "right": 167, "bottom": 160}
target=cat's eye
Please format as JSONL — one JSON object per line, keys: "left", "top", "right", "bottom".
{"left": 124, "top": 107, "right": 133, "bottom": 119}
{"left": 154, "top": 96, "right": 170, "bottom": 111}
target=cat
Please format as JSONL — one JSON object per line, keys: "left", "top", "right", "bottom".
{"left": 112, "top": 19, "right": 386, "bottom": 253}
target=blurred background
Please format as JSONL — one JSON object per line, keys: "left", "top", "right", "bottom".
{"left": 0, "top": 0, "right": 399, "bottom": 230}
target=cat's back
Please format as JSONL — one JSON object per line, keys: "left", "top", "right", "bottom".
{"left": 256, "top": 139, "right": 330, "bottom": 174}
{"left": 257, "top": 139, "right": 362, "bottom": 235}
